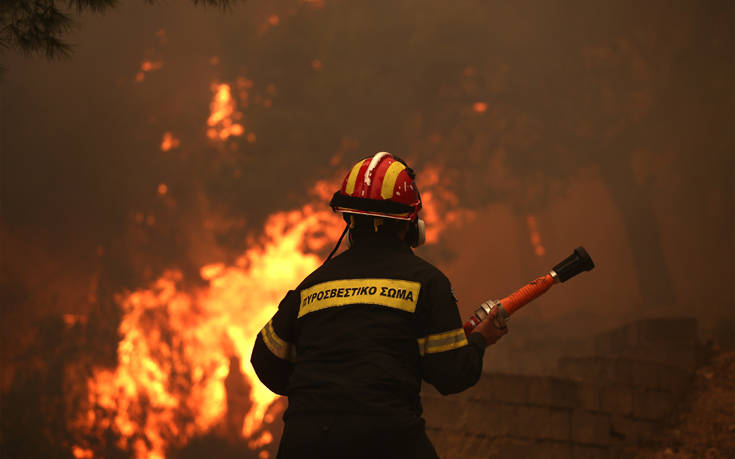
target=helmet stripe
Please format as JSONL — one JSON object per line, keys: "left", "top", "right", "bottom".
{"left": 345, "top": 159, "right": 368, "bottom": 195}
{"left": 363, "top": 152, "right": 391, "bottom": 187}
{"left": 380, "top": 161, "right": 406, "bottom": 200}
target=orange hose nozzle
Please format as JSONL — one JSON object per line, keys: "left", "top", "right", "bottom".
{"left": 499, "top": 272, "right": 556, "bottom": 315}
{"left": 464, "top": 247, "right": 595, "bottom": 335}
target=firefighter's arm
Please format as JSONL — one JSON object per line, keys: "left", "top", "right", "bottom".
{"left": 420, "top": 274, "right": 488, "bottom": 395}
{"left": 251, "top": 290, "right": 299, "bottom": 395}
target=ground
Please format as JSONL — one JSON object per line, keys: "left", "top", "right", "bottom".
{"left": 631, "top": 349, "right": 735, "bottom": 458}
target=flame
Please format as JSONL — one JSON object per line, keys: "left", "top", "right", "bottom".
{"left": 74, "top": 192, "right": 344, "bottom": 458}
{"left": 248, "top": 430, "right": 274, "bottom": 449}
{"left": 71, "top": 163, "right": 466, "bottom": 457}
{"left": 160, "top": 132, "right": 180, "bottom": 151}
{"left": 207, "top": 84, "right": 245, "bottom": 141}
{"left": 525, "top": 215, "right": 546, "bottom": 256}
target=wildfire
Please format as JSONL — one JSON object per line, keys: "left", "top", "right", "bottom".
{"left": 207, "top": 83, "right": 245, "bottom": 141}
{"left": 75, "top": 195, "right": 344, "bottom": 458}
{"left": 71, "top": 162, "right": 465, "bottom": 457}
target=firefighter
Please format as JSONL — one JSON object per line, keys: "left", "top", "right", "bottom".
{"left": 251, "top": 152, "right": 508, "bottom": 459}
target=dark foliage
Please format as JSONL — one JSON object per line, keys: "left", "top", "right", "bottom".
{"left": 0, "top": 0, "right": 242, "bottom": 59}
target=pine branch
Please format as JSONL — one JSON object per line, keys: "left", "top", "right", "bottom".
{"left": 0, "top": 0, "right": 245, "bottom": 60}
{"left": 0, "top": 0, "right": 77, "bottom": 59}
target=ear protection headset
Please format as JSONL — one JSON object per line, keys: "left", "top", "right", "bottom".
{"left": 393, "top": 160, "right": 426, "bottom": 248}
{"left": 406, "top": 218, "right": 426, "bottom": 248}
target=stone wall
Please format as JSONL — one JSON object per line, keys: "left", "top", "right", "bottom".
{"left": 422, "top": 318, "right": 702, "bottom": 458}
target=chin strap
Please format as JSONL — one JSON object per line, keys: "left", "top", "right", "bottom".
{"left": 323, "top": 223, "right": 349, "bottom": 264}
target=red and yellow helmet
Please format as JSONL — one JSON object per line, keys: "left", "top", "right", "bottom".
{"left": 329, "top": 152, "right": 422, "bottom": 221}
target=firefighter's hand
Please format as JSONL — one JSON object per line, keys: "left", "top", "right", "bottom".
{"left": 473, "top": 307, "right": 508, "bottom": 347}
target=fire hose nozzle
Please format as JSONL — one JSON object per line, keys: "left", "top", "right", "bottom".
{"left": 552, "top": 246, "right": 594, "bottom": 283}
{"left": 463, "top": 246, "right": 595, "bottom": 337}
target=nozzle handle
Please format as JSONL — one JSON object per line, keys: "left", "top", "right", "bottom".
{"left": 500, "top": 273, "right": 555, "bottom": 315}
{"left": 552, "top": 246, "right": 594, "bottom": 283}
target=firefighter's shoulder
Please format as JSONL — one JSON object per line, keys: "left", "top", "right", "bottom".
{"left": 406, "top": 252, "right": 452, "bottom": 286}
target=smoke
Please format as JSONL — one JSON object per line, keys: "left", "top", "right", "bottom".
{"left": 1, "top": 0, "right": 733, "bottom": 455}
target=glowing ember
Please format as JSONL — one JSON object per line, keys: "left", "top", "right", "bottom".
{"left": 160, "top": 132, "right": 180, "bottom": 151}
{"left": 135, "top": 60, "right": 163, "bottom": 83}
{"left": 311, "top": 59, "right": 323, "bottom": 70}
{"left": 72, "top": 446, "right": 93, "bottom": 458}
{"left": 526, "top": 215, "right": 546, "bottom": 256}
{"left": 207, "top": 83, "right": 246, "bottom": 141}
{"left": 473, "top": 102, "right": 487, "bottom": 113}
{"left": 268, "top": 15, "right": 280, "bottom": 26}
{"left": 63, "top": 314, "right": 88, "bottom": 327}
{"left": 157, "top": 183, "right": 168, "bottom": 195}
{"left": 142, "top": 61, "right": 163, "bottom": 72}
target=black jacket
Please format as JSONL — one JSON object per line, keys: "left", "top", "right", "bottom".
{"left": 251, "top": 232, "right": 486, "bottom": 422}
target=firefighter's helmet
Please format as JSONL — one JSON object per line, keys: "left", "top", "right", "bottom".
{"left": 329, "top": 152, "right": 422, "bottom": 221}
{"left": 329, "top": 152, "right": 426, "bottom": 248}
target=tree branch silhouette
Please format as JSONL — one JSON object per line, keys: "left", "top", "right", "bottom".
{"left": 0, "top": 0, "right": 242, "bottom": 59}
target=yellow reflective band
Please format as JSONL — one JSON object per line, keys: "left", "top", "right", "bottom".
{"left": 299, "top": 278, "right": 421, "bottom": 318}
{"left": 417, "top": 328, "right": 468, "bottom": 356}
{"left": 260, "top": 319, "right": 295, "bottom": 361}
{"left": 345, "top": 159, "right": 368, "bottom": 195}
{"left": 380, "top": 161, "right": 407, "bottom": 200}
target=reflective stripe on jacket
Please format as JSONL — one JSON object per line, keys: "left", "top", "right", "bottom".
{"left": 251, "top": 232, "right": 486, "bottom": 421}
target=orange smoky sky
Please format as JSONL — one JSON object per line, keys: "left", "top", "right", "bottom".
{"left": 0, "top": 0, "right": 732, "bottom": 457}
